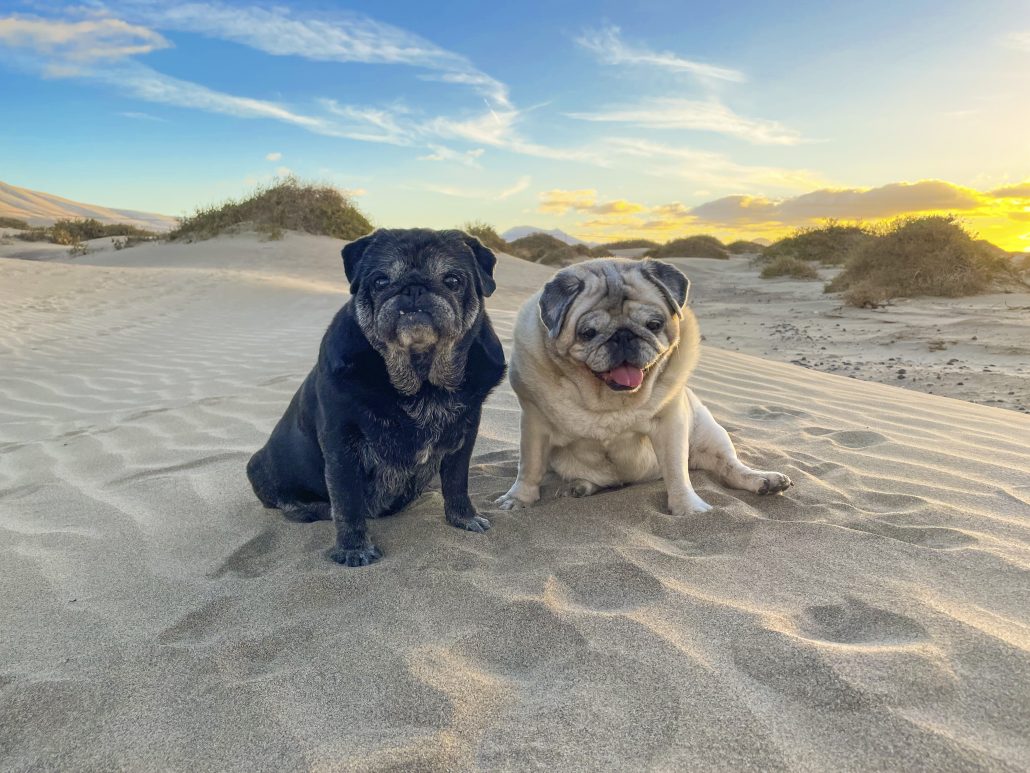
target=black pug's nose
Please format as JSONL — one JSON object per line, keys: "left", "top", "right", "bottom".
{"left": 398, "top": 283, "right": 427, "bottom": 310}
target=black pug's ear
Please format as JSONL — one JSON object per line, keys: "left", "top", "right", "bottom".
{"left": 641, "top": 259, "right": 690, "bottom": 318}
{"left": 340, "top": 230, "right": 377, "bottom": 293}
{"left": 539, "top": 270, "right": 584, "bottom": 338}
{"left": 460, "top": 233, "right": 497, "bottom": 297}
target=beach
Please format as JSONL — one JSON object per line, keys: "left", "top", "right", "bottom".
{"left": 1, "top": 233, "right": 1029, "bottom": 771}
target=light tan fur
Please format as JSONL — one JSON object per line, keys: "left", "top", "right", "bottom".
{"left": 496, "top": 259, "right": 791, "bottom": 514}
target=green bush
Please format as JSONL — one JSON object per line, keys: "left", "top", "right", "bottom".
{"left": 461, "top": 221, "right": 510, "bottom": 254}
{"left": 646, "top": 235, "right": 728, "bottom": 260}
{"left": 763, "top": 220, "right": 874, "bottom": 265}
{"left": 170, "top": 177, "right": 373, "bottom": 241}
{"left": 760, "top": 255, "right": 819, "bottom": 280}
{"left": 826, "top": 215, "right": 1017, "bottom": 306}
{"left": 0, "top": 217, "right": 30, "bottom": 229}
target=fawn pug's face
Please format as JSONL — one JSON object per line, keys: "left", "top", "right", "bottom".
{"left": 537, "top": 258, "right": 690, "bottom": 393}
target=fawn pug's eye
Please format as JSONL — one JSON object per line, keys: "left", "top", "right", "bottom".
{"left": 646, "top": 319, "right": 663, "bottom": 332}
{"left": 579, "top": 327, "right": 597, "bottom": 341}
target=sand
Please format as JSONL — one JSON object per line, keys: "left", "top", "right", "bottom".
{"left": 1, "top": 232, "right": 1029, "bottom": 772}
{"left": 676, "top": 256, "right": 1030, "bottom": 414}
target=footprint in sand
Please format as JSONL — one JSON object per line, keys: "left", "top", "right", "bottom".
{"left": 553, "top": 552, "right": 665, "bottom": 611}
{"left": 747, "top": 406, "right": 807, "bottom": 421}
{"left": 456, "top": 599, "right": 587, "bottom": 673}
{"left": 647, "top": 511, "right": 758, "bottom": 557}
{"left": 804, "top": 426, "right": 889, "bottom": 448}
{"left": 792, "top": 598, "right": 928, "bottom": 646}
{"left": 210, "top": 525, "right": 284, "bottom": 578}
{"left": 158, "top": 597, "right": 236, "bottom": 645}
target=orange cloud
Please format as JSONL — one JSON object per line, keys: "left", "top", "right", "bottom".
{"left": 560, "top": 179, "right": 1030, "bottom": 251}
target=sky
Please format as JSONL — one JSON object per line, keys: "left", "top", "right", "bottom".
{"left": 1, "top": 0, "right": 1029, "bottom": 250}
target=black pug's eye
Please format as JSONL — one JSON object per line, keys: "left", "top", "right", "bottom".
{"left": 646, "top": 319, "right": 664, "bottom": 332}
{"left": 372, "top": 276, "right": 389, "bottom": 291}
{"left": 443, "top": 273, "right": 462, "bottom": 291}
{"left": 579, "top": 327, "right": 597, "bottom": 341}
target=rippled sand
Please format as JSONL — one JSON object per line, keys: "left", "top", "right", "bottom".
{"left": 1, "top": 233, "right": 1028, "bottom": 771}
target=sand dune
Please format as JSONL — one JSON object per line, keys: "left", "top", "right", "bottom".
{"left": 0, "top": 180, "right": 177, "bottom": 231}
{"left": 1, "top": 233, "right": 1028, "bottom": 771}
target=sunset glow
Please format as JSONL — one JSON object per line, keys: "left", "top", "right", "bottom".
{"left": 1, "top": 1, "right": 1028, "bottom": 250}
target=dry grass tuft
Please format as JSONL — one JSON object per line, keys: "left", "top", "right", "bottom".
{"left": 760, "top": 255, "right": 820, "bottom": 280}
{"left": 763, "top": 220, "right": 874, "bottom": 265}
{"left": 460, "top": 221, "right": 511, "bottom": 254}
{"left": 599, "top": 239, "right": 660, "bottom": 251}
{"left": 646, "top": 235, "right": 728, "bottom": 260}
{"left": 825, "top": 215, "right": 1019, "bottom": 306}
{"left": 15, "top": 218, "right": 157, "bottom": 245}
{"left": 169, "top": 177, "right": 372, "bottom": 242}
{"left": 726, "top": 239, "right": 767, "bottom": 254}
{"left": 508, "top": 233, "right": 580, "bottom": 266}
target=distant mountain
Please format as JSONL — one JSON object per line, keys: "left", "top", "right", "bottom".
{"left": 0, "top": 180, "right": 177, "bottom": 232}
{"left": 502, "top": 225, "right": 593, "bottom": 246}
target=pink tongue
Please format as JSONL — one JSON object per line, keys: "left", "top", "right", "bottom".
{"left": 608, "top": 364, "right": 644, "bottom": 388}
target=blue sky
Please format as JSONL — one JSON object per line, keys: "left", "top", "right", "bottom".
{"left": 1, "top": 0, "right": 1029, "bottom": 248}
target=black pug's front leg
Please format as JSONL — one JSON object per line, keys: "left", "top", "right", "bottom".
{"left": 322, "top": 443, "right": 382, "bottom": 567}
{"left": 440, "top": 408, "right": 491, "bottom": 533}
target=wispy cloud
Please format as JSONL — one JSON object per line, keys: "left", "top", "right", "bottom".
{"left": 568, "top": 98, "right": 803, "bottom": 145}
{"left": 601, "top": 138, "right": 826, "bottom": 190}
{"left": 119, "top": 109, "right": 165, "bottom": 121}
{"left": 576, "top": 24, "right": 744, "bottom": 83}
{"left": 418, "top": 144, "right": 485, "bottom": 167}
{"left": 265, "top": 151, "right": 282, "bottom": 161}
{"left": 107, "top": 1, "right": 511, "bottom": 108}
{"left": 0, "top": 15, "right": 169, "bottom": 62}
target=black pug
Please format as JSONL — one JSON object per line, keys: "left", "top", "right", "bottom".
{"left": 246, "top": 228, "right": 506, "bottom": 566}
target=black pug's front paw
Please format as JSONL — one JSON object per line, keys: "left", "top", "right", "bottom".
{"left": 446, "top": 506, "right": 492, "bottom": 533}
{"left": 329, "top": 540, "right": 383, "bottom": 567}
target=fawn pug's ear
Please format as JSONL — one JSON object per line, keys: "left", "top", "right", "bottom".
{"left": 640, "top": 259, "right": 689, "bottom": 318}
{"left": 538, "top": 269, "right": 585, "bottom": 338}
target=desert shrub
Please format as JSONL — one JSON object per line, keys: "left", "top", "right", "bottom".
{"left": 599, "top": 238, "right": 660, "bottom": 251}
{"left": 826, "top": 215, "right": 1016, "bottom": 306}
{"left": 567, "top": 243, "right": 614, "bottom": 258}
{"left": 508, "top": 233, "right": 580, "bottom": 266}
{"left": 112, "top": 235, "right": 156, "bottom": 250}
{"left": 67, "top": 243, "right": 90, "bottom": 257}
{"left": 646, "top": 235, "right": 728, "bottom": 260}
{"left": 0, "top": 217, "right": 30, "bottom": 229}
{"left": 169, "top": 177, "right": 372, "bottom": 241}
{"left": 726, "top": 239, "right": 766, "bottom": 254}
{"left": 760, "top": 255, "right": 819, "bottom": 280}
{"left": 461, "top": 221, "right": 510, "bottom": 254}
{"left": 763, "top": 220, "right": 874, "bottom": 265}
{"left": 15, "top": 227, "right": 51, "bottom": 242}
{"left": 14, "top": 219, "right": 157, "bottom": 245}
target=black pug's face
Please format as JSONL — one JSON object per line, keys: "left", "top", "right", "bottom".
{"left": 342, "top": 228, "right": 497, "bottom": 392}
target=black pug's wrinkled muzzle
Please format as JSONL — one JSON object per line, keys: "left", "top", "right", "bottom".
{"left": 375, "top": 282, "right": 456, "bottom": 352}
